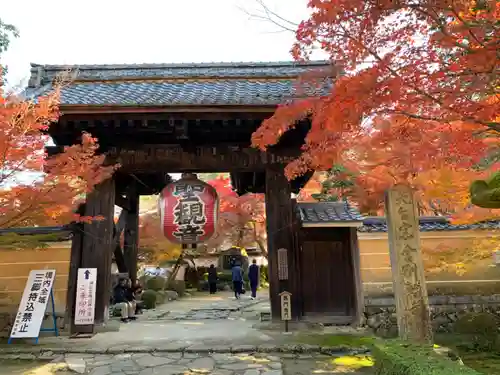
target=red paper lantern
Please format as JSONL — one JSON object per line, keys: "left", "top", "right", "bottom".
{"left": 158, "top": 173, "right": 219, "bottom": 244}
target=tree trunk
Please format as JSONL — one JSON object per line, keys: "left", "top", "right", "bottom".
{"left": 250, "top": 221, "right": 268, "bottom": 259}
{"left": 166, "top": 250, "right": 185, "bottom": 286}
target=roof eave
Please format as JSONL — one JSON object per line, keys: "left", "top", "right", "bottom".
{"left": 302, "top": 221, "right": 364, "bottom": 228}
{"left": 30, "top": 60, "right": 331, "bottom": 71}
{"left": 60, "top": 104, "right": 280, "bottom": 115}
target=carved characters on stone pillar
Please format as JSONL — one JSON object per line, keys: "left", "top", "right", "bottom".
{"left": 386, "top": 184, "right": 433, "bottom": 343}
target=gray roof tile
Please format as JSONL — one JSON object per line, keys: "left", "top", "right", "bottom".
{"left": 25, "top": 61, "right": 332, "bottom": 106}
{"left": 297, "top": 203, "right": 500, "bottom": 232}
{"left": 297, "top": 202, "right": 364, "bottom": 223}
{"left": 359, "top": 217, "right": 500, "bottom": 232}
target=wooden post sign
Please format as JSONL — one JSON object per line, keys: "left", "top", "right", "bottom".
{"left": 279, "top": 291, "right": 292, "bottom": 332}
{"left": 277, "top": 248, "right": 289, "bottom": 281}
{"left": 74, "top": 268, "right": 97, "bottom": 326}
{"left": 9, "top": 270, "right": 59, "bottom": 344}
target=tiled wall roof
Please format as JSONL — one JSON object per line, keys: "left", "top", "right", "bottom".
{"left": 297, "top": 202, "right": 364, "bottom": 224}
{"left": 296, "top": 203, "right": 499, "bottom": 232}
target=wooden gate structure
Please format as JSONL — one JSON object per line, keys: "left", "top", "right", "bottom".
{"left": 25, "top": 61, "right": 329, "bottom": 326}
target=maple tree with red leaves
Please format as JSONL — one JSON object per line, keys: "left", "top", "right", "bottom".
{"left": 252, "top": 0, "right": 499, "bottom": 222}
{"left": 207, "top": 176, "right": 267, "bottom": 256}
{"left": 0, "top": 78, "right": 116, "bottom": 229}
{"left": 138, "top": 210, "right": 183, "bottom": 263}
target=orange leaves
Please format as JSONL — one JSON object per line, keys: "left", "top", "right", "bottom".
{"left": 253, "top": 0, "right": 498, "bottom": 204}
{"left": 251, "top": 99, "right": 316, "bottom": 151}
{"left": 138, "top": 210, "right": 183, "bottom": 263}
{"left": 206, "top": 177, "right": 266, "bottom": 250}
{"left": 0, "top": 80, "right": 115, "bottom": 228}
{"left": 416, "top": 167, "right": 500, "bottom": 224}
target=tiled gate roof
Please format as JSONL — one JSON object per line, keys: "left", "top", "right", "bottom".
{"left": 24, "top": 61, "right": 331, "bottom": 107}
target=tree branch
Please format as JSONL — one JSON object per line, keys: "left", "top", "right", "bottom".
{"left": 238, "top": 0, "right": 298, "bottom": 33}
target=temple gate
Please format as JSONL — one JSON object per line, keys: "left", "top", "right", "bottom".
{"left": 24, "top": 61, "right": 363, "bottom": 328}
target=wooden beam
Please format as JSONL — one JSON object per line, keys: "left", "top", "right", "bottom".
{"left": 113, "top": 210, "right": 128, "bottom": 273}
{"left": 65, "top": 223, "right": 83, "bottom": 334}
{"left": 81, "top": 178, "right": 116, "bottom": 325}
{"left": 265, "top": 167, "right": 300, "bottom": 320}
{"left": 115, "top": 194, "right": 131, "bottom": 211}
{"left": 59, "top": 105, "right": 277, "bottom": 115}
{"left": 289, "top": 200, "right": 303, "bottom": 320}
{"left": 105, "top": 145, "right": 301, "bottom": 173}
{"left": 349, "top": 227, "right": 364, "bottom": 326}
{"left": 123, "top": 183, "right": 140, "bottom": 283}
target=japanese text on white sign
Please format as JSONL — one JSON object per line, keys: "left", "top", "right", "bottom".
{"left": 280, "top": 291, "right": 292, "bottom": 321}
{"left": 10, "top": 270, "right": 56, "bottom": 339}
{"left": 74, "top": 268, "right": 97, "bottom": 325}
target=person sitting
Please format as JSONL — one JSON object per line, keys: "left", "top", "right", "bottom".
{"left": 132, "top": 280, "right": 144, "bottom": 314}
{"left": 113, "top": 278, "right": 136, "bottom": 323}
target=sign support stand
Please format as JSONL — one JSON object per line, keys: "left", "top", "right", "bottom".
{"left": 8, "top": 288, "right": 59, "bottom": 345}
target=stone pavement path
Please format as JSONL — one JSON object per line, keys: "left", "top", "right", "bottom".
{"left": 35, "top": 292, "right": 276, "bottom": 350}
{"left": 58, "top": 351, "right": 372, "bottom": 374}
{"left": 0, "top": 292, "right": 373, "bottom": 374}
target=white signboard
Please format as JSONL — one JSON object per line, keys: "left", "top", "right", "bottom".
{"left": 74, "top": 268, "right": 97, "bottom": 325}
{"left": 279, "top": 291, "right": 292, "bottom": 321}
{"left": 10, "top": 270, "right": 56, "bottom": 339}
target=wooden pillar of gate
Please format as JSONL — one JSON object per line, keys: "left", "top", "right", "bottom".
{"left": 265, "top": 166, "right": 301, "bottom": 320}
{"left": 123, "top": 183, "right": 140, "bottom": 284}
{"left": 65, "top": 221, "right": 83, "bottom": 333}
{"left": 81, "top": 177, "right": 116, "bottom": 325}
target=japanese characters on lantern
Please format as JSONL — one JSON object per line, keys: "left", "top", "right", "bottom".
{"left": 159, "top": 173, "right": 219, "bottom": 244}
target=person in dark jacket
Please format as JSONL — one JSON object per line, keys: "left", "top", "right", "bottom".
{"left": 207, "top": 264, "right": 218, "bottom": 294}
{"left": 248, "top": 259, "right": 260, "bottom": 299}
{"left": 231, "top": 263, "right": 243, "bottom": 299}
{"left": 113, "top": 278, "right": 136, "bottom": 323}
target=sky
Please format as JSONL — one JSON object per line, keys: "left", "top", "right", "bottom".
{"left": 2, "top": 0, "right": 316, "bottom": 86}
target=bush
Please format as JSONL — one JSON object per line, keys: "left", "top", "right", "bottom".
{"left": 373, "top": 341, "right": 481, "bottom": 375}
{"left": 156, "top": 290, "right": 166, "bottom": 304}
{"left": 142, "top": 290, "right": 158, "bottom": 309}
{"left": 218, "top": 271, "right": 233, "bottom": 283}
{"left": 260, "top": 265, "right": 268, "bottom": 283}
{"left": 138, "top": 275, "right": 150, "bottom": 286}
{"left": 146, "top": 276, "right": 165, "bottom": 291}
{"left": 453, "top": 312, "right": 500, "bottom": 351}
{"left": 202, "top": 271, "right": 223, "bottom": 281}
{"left": 166, "top": 280, "right": 186, "bottom": 297}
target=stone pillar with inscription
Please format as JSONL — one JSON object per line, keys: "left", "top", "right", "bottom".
{"left": 385, "top": 184, "right": 433, "bottom": 343}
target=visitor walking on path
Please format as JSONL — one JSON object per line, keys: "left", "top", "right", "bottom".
{"left": 248, "top": 259, "right": 259, "bottom": 299}
{"left": 231, "top": 263, "right": 243, "bottom": 299}
{"left": 207, "top": 264, "right": 218, "bottom": 294}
